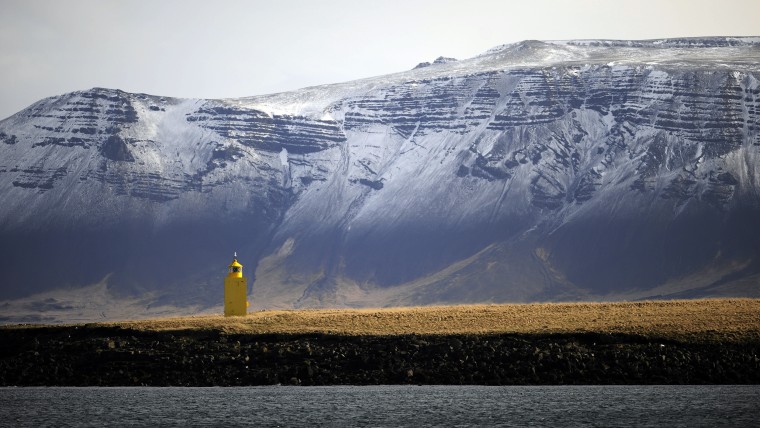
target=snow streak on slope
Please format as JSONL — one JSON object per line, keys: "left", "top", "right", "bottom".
{"left": 0, "top": 38, "right": 759, "bottom": 322}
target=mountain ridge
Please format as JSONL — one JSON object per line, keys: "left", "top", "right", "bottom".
{"left": 1, "top": 37, "right": 759, "bottom": 322}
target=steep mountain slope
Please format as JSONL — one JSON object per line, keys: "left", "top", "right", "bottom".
{"left": 1, "top": 37, "right": 759, "bottom": 322}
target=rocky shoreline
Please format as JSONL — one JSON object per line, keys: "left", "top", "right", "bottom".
{"left": 1, "top": 325, "right": 758, "bottom": 386}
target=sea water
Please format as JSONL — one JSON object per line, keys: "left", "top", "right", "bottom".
{"left": 1, "top": 385, "right": 758, "bottom": 427}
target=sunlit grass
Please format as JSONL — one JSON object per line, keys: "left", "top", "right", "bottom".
{"left": 94, "top": 298, "right": 760, "bottom": 343}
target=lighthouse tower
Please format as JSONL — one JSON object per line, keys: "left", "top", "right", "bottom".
{"left": 224, "top": 253, "right": 248, "bottom": 317}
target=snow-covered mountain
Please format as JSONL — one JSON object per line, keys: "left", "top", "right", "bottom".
{"left": 1, "top": 37, "right": 759, "bottom": 322}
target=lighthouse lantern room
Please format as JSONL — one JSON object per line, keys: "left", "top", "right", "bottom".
{"left": 224, "top": 252, "right": 248, "bottom": 316}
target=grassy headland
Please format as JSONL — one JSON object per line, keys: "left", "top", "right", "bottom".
{"left": 105, "top": 298, "right": 760, "bottom": 343}
{"left": 2, "top": 299, "right": 759, "bottom": 386}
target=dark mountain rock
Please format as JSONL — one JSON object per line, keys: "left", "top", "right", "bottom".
{"left": 101, "top": 135, "right": 134, "bottom": 162}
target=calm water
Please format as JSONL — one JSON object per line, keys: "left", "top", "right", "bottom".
{"left": 1, "top": 385, "right": 758, "bottom": 427}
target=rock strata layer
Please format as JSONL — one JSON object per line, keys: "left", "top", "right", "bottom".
{"left": 1, "top": 326, "right": 757, "bottom": 386}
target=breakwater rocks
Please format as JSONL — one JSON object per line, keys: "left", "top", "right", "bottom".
{"left": 1, "top": 326, "right": 758, "bottom": 386}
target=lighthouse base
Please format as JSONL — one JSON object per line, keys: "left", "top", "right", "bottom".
{"left": 224, "top": 277, "right": 248, "bottom": 317}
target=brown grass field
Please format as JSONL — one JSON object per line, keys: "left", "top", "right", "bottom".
{"left": 87, "top": 298, "right": 760, "bottom": 344}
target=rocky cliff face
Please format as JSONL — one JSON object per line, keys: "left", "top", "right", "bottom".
{"left": 1, "top": 37, "right": 759, "bottom": 321}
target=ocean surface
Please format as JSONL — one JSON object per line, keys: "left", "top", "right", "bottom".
{"left": 1, "top": 385, "right": 758, "bottom": 427}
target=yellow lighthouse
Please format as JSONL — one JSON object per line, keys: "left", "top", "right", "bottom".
{"left": 224, "top": 252, "right": 248, "bottom": 317}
